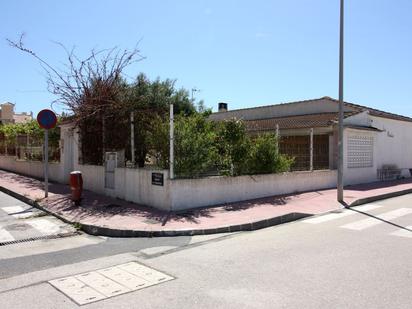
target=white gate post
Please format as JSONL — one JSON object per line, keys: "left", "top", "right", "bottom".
{"left": 130, "top": 111, "right": 135, "bottom": 166}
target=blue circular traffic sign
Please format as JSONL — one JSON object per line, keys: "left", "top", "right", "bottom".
{"left": 37, "top": 109, "right": 57, "bottom": 130}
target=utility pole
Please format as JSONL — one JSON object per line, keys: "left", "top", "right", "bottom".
{"left": 169, "top": 102, "right": 174, "bottom": 180}
{"left": 337, "top": 0, "right": 344, "bottom": 202}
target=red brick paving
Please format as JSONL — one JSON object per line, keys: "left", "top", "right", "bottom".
{"left": 1, "top": 169, "right": 411, "bottom": 233}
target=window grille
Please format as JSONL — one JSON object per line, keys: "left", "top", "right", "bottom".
{"left": 347, "top": 135, "right": 373, "bottom": 168}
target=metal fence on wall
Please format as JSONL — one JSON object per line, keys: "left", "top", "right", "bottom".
{"left": 279, "top": 134, "right": 329, "bottom": 171}
{"left": 0, "top": 134, "right": 60, "bottom": 162}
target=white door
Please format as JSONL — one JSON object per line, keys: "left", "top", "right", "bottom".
{"left": 105, "top": 152, "right": 117, "bottom": 189}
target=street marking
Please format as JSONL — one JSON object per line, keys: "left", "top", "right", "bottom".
{"left": 1, "top": 206, "right": 27, "bottom": 214}
{"left": 304, "top": 204, "right": 382, "bottom": 224}
{"left": 98, "top": 266, "right": 153, "bottom": 290}
{"left": 352, "top": 204, "right": 384, "bottom": 212}
{"left": 48, "top": 262, "right": 174, "bottom": 305}
{"left": 0, "top": 228, "right": 14, "bottom": 242}
{"left": 49, "top": 276, "right": 106, "bottom": 305}
{"left": 25, "top": 218, "right": 60, "bottom": 235}
{"left": 304, "top": 210, "right": 352, "bottom": 224}
{"left": 390, "top": 226, "right": 412, "bottom": 238}
{"left": 75, "top": 271, "right": 130, "bottom": 297}
{"left": 1, "top": 205, "right": 35, "bottom": 219}
{"left": 341, "top": 208, "right": 412, "bottom": 231}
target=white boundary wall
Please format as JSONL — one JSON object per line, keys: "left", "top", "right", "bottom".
{"left": 169, "top": 170, "right": 337, "bottom": 211}
{"left": 75, "top": 164, "right": 106, "bottom": 195}
{"left": 0, "top": 155, "right": 64, "bottom": 183}
{"left": 0, "top": 154, "right": 337, "bottom": 211}
{"left": 109, "top": 169, "right": 336, "bottom": 211}
{"left": 114, "top": 168, "right": 171, "bottom": 211}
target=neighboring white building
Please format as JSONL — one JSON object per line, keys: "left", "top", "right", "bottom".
{"left": 210, "top": 96, "right": 412, "bottom": 184}
{"left": 0, "top": 102, "right": 33, "bottom": 124}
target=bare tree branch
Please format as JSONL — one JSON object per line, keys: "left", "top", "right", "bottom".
{"left": 7, "top": 33, "right": 144, "bottom": 124}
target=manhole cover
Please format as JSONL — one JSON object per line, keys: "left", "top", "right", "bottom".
{"left": 49, "top": 262, "right": 174, "bottom": 305}
{"left": 5, "top": 223, "right": 31, "bottom": 231}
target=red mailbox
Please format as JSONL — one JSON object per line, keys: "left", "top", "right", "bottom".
{"left": 69, "top": 171, "right": 83, "bottom": 205}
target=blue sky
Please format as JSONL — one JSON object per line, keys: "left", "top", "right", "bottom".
{"left": 1, "top": 0, "right": 411, "bottom": 116}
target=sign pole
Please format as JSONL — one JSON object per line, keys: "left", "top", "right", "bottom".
{"left": 44, "top": 129, "right": 49, "bottom": 198}
{"left": 37, "top": 108, "right": 57, "bottom": 199}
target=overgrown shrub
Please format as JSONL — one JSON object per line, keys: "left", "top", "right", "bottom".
{"left": 216, "top": 118, "right": 251, "bottom": 176}
{"left": 248, "top": 133, "right": 294, "bottom": 174}
{"left": 149, "top": 114, "right": 294, "bottom": 177}
{"left": 174, "top": 113, "right": 218, "bottom": 177}
{"left": 148, "top": 115, "right": 170, "bottom": 169}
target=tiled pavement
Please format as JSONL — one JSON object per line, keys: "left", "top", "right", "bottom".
{"left": 0, "top": 169, "right": 411, "bottom": 236}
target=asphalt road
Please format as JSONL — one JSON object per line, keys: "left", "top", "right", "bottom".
{"left": 0, "top": 191, "right": 76, "bottom": 245}
{"left": 0, "top": 193, "right": 411, "bottom": 308}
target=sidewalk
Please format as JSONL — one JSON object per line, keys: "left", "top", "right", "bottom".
{"left": 1, "top": 169, "right": 412, "bottom": 237}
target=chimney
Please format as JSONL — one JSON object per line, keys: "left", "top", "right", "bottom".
{"left": 218, "top": 102, "right": 228, "bottom": 112}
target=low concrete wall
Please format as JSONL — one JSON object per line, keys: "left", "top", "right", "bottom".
{"left": 74, "top": 164, "right": 106, "bottom": 195}
{"left": 115, "top": 168, "right": 170, "bottom": 211}
{"left": 0, "top": 155, "right": 64, "bottom": 183}
{"left": 170, "top": 170, "right": 337, "bottom": 211}
{"left": 0, "top": 155, "right": 338, "bottom": 212}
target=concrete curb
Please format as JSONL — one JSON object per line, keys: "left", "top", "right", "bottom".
{"left": 348, "top": 188, "right": 412, "bottom": 207}
{"left": 79, "top": 212, "right": 312, "bottom": 237}
{"left": 0, "top": 186, "right": 78, "bottom": 228}
{"left": 1, "top": 184, "right": 411, "bottom": 237}
{"left": 0, "top": 185, "right": 312, "bottom": 237}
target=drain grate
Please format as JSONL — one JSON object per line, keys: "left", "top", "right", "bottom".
{"left": 0, "top": 231, "right": 81, "bottom": 246}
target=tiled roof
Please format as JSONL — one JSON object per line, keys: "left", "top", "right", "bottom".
{"left": 211, "top": 96, "right": 412, "bottom": 123}
{"left": 245, "top": 112, "right": 355, "bottom": 131}
{"left": 321, "top": 97, "right": 412, "bottom": 123}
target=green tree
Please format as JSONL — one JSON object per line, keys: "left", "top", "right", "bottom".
{"left": 127, "top": 73, "right": 198, "bottom": 167}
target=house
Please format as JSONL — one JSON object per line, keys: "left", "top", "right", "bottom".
{"left": 210, "top": 96, "right": 412, "bottom": 185}
{"left": 2, "top": 96, "right": 411, "bottom": 211}
{"left": 0, "top": 102, "right": 33, "bottom": 124}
